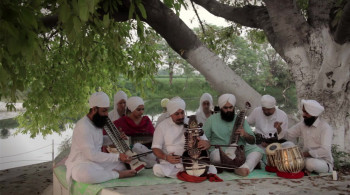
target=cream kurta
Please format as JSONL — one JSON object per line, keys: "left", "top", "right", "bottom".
{"left": 246, "top": 107, "right": 288, "bottom": 139}
{"left": 65, "top": 116, "right": 125, "bottom": 183}
{"left": 285, "top": 117, "right": 334, "bottom": 166}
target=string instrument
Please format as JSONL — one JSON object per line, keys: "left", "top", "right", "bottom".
{"left": 255, "top": 132, "right": 287, "bottom": 144}
{"left": 217, "top": 102, "right": 251, "bottom": 170}
{"left": 103, "top": 117, "right": 146, "bottom": 173}
{"left": 182, "top": 115, "right": 210, "bottom": 177}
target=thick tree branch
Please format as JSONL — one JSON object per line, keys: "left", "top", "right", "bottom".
{"left": 307, "top": 0, "right": 333, "bottom": 27}
{"left": 263, "top": 0, "right": 310, "bottom": 50}
{"left": 334, "top": 1, "right": 350, "bottom": 44}
{"left": 192, "top": 0, "right": 264, "bottom": 28}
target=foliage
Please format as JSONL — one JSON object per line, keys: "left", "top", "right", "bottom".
{"left": 332, "top": 144, "right": 350, "bottom": 171}
{"left": 195, "top": 25, "right": 297, "bottom": 113}
{"left": 0, "top": 0, "right": 183, "bottom": 137}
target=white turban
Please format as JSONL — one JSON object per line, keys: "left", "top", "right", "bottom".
{"left": 167, "top": 97, "right": 186, "bottom": 115}
{"left": 126, "top": 96, "right": 144, "bottom": 112}
{"left": 199, "top": 93, "right": 213, "bottom": 109}
{"left": 89, "top": 92, "right": 110, "bottom": 108}
{"left": 161, "top": 98, "right": 169, "bottom": 108}
{"left": 301, "top": 99, "right": 324, "bottom": 116}
{"left": 114, "top": 91, "right": 127, "bottom": 106}
{"left": 261, "top": 95, "right": 276, "bottom": 109}
{"left": 218, "top": 94, "right": 236, "bottom": 108}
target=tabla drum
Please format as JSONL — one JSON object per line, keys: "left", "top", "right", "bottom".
{"left": 275, "top": 146, "right": 305, "bottom": 173}
{"left": 266, "top": 143, "right": 282, "bottom": 167}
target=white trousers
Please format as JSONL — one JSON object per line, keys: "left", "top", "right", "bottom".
{"left": 132, "top": 143, "right": 157, "bottom": 168}
{"left": 210, "top": 149, "right": 262, "bottom": 172}
{"left": 71, "top": 161, "right": 126, "bottom": 184}
{"left": 305, "top": 158, "right": 332, "bottom": 173}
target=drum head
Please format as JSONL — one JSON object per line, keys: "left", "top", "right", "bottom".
{"left": 266, "top": 143, "right": 282, "bottom": 155}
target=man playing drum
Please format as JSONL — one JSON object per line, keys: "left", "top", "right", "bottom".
{"left": 247, "top": 95, "right": 288, "bottom": 148}
{"left": 281, "top": 99, "right": 333, "bottom": 175}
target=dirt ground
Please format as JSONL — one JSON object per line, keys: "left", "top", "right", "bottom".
{"left": 0, "top": 161, "right": 349, "bottom": 195}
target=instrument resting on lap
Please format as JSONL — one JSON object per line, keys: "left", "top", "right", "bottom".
{"left": 216, "top": 102, "right": 251, "bottom": 170}
{"left": 182, "top": 115, "right": 209, "bottom": 177}
{"left": 104, "top": 117, "right": 146, "bottom": 173}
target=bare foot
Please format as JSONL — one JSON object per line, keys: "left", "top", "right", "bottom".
{"left": 116, "top": 169, "right": 137, "bottom": 178}
{"left": 235, "top": 168, "right": 250, "bottom": 177}
{"left": 304, "top": 169, "right": 311, "bottom": 176}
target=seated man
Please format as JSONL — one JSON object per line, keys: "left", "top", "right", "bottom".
{"left": 246, "top": 95, "right": 288, "bottom": 148}
{"left": 195, "top": 93, "right": 214, "bottom": 125}
{"left": 203, "top": 94, "right": 264, "bottom": 176}
{"left": 113, "top": 96, "right": 157, "bottom": 168}
{"left": 65, "top": 92, "right": 136, "bottom": 184}
{"left": 282, "top": 99, "right": 333, "bottom": 174}
{"left": 108, "top": 90, "right": 127, "bottom": 121}
{"left": 152, "top": 97, "right": 217, "bottom": 178}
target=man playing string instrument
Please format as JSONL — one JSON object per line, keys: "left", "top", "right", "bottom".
{"left": 282, "top": 99, "right": 333, "bottom": 175}
{"left": 203, "top": 94, "right": 264, "bottom": 176}
{"left": 65, "top": 92, "right": 136, "bottom": 184}
{"left": 246, "top": 95, "right": 289, "bottom": 148}
{"left": 151, "top": 97, "right": 217, "bottom": 178}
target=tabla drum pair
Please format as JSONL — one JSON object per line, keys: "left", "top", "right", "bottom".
{"left": 266, "top": 143, "right": 305, "bottom": 173}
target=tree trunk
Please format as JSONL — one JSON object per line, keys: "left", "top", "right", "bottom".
{"left": 285, "top": 28, "right": 350, "bottom": 152}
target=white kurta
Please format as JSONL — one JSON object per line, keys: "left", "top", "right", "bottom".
{"left": 108, "top": 110, "right": 121, "bottom": 122}
{"left": 155, "top": 112, "right": 170, "bottom": 128}
{"left": 152, "top": 117, "right": 215, "bottom": 178}
{"left": 246, "top": 107, "right": 288, "bottom": 139}
{"left": 65, "top": 116, "right": 126, "bottom": 184}
{"left": 285, "top": 117, "right": 334, "bottom": 172}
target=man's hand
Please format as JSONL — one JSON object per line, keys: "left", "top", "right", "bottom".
{"left": 261, "top": 142, "right": 269, "bottom": 148}
{"left": 119, "top": 153, "right": 131, "bottom": 164}
{"left": 274, "top": 122, "right": 283, "bottom": 134}
{"left": 118, "top": 128, "right": 128, "bottom": 140}
{"left": 165, "top": 152, "right": 181, "bottom": 164}
{"left": 235, "top": 127, "right": 247, "bottom": 137}
{"left": 197, "top": 138, "right": 210, "bottom": 150}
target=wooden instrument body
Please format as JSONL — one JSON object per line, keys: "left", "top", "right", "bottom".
{"left": 182, "top": 115, "right": 209, "bottom": 177}
{"left": 104, "top": 117, "right": 146, "bottom": 173}
{"left": 275, "top": 146, "right": 305, "bottom": 173}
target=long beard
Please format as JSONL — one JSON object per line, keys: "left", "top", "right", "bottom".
{"left": 92, "top": 112, "right": 108, "bottom": 128}
{"left": 303, "top": 116, "right": 317, "bottom": 127}
{"left": 221, "top": 110, "right": 235, "bottom": 122}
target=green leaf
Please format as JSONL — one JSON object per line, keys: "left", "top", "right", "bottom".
{"left": 59, "top": 3, "right": 71, "bottom": 23}
{"left": 128, "top": 2, "right": 135, "bottom": 19}
{"left": 78, "top": 0, "right": 89, "bottom": 22}
{"left": 136, "top": 2, "right": 147, "bottom": 19}
{"left": 103, "top": 14, "right": 110, "bottom": 28}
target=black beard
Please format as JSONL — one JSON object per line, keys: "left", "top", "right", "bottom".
{"left": 303, "top": 116, "right": 317, "bottom": 127}
{"left": 264, "top": 112, "right": 273, "bottom": 116}
{"left": 92, "top": 112, "right": 108, "bottom": 128}
{"left": 220, "top": 110, "right": 235, "bottom": 122}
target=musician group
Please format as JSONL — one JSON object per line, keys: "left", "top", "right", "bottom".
{"left": 65, "top": 90, "right": 333, "bottom": 184}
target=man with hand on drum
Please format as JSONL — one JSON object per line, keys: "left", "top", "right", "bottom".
{"left": 151, "top": 97, "right": 217, "bottom": 178}
{"left": 203, "top": 94, "right": 265, "bottom": 177}
{"left": 65, "top": 92, "right": 136, "bottom": 185}
{"left": 282, "top": 99, "right": 333, "bottom": 175}
{"left": 247, "top": 95, "right": 288, "bottom": 148}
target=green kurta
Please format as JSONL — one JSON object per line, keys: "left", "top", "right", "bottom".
{"left": 203, "top": 113, "right": 265, "bottom": 158}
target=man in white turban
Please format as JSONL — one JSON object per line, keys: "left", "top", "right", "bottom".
{"left": 246, "top": 95, "right": 288, "bottom": 148}
{"left": 203, "top": 94, "right": 265, "bottom": 176}
{"left": 283, "top": 99, "right": 333, "bottom": 174}
{"left": 152, "top": 97, "right": 217, "bottom": 178}
{"left": 108, "top": 90, "right": 128, "bottom": 122}
{"left": 65, "top": 92, "right": 136, "bottom": 185}
{"left": 195, "top": 93, "right": 214, "bottom": 125}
